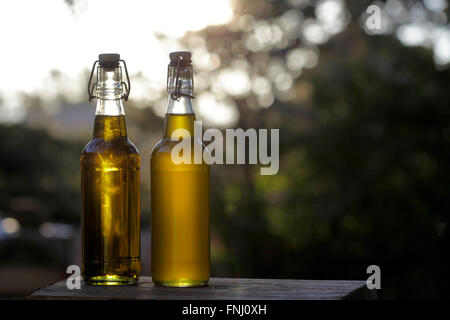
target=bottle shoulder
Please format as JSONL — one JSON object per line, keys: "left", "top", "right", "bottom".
{"left": 150, "top": 139, "right": 174, "bottom": 156}
{"left": 150, "top": 138, "right": 208, "bottom": 157}
{"left": 150, "top": 138, "right": 211, "bottom": 171}
{"left": 82, "top": 137, "right": 140, "bottom": 156}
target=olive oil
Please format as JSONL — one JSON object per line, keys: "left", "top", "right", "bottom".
{"left": 81, "top": 54, "right": 140, "bottom": 285}
{"left": 151, "top": 52, "right": 210, "bottom": 287}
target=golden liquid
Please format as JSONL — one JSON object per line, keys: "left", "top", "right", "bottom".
{"left": 151, "top": 113, "right": 210, "bottom": 287}
{"left": 81, "top": 115, "right": 141, "bottom": 285}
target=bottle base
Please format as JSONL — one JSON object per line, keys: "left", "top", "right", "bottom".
{"left": 153, "top": 279, "right": 208, "bottom": 287}
{"left": 82, "top": 257, "right": 141, "bottom": 286}
{"left": 84, "top": 275, "right": 139, "bottom": 286}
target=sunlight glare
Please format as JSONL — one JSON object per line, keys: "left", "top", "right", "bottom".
{"left": 197, "top": 92, "right": 239, "bottom": 127}
{"left": 0, "top": 0, "right": 233, "bottom": 116}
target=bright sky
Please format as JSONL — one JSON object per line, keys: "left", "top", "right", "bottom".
{"left": 0, "top": 0, "right": 233, "bottom": 121}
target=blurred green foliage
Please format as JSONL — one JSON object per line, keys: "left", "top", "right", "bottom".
{"left": 210, "top": 33, "right": 450, "bottom": 299}
{"left": 0, "top": 124, "right": 82, "bottom": 224}
{"left": 208, "top": 31, "right": 450, "bottom": 299}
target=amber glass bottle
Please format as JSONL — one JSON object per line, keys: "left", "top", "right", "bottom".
{"left": 151, "top": 51, "right": 210, "bottom": 287}
{"left": 81, "top": 54, "right": 140, "bottom": 285}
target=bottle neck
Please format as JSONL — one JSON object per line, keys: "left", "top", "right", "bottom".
{"left": 93, "top": 115, "right": 127, "bottom": 140}
{"left": 164, "top": 62, "right": 195, "bottom": 139}
{"left": 166, "top": 95, "right": 194, "bottom": 114}
{"left": 163, "top": 96, "right": 195, "bottom": 139}
{"left": 93, "top": 66, "right": 127, "bottom": 140}
{"left": 95, "top": 66, "right": 125, "bottom": 116}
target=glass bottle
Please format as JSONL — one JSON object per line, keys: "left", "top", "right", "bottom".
{"left": 81, "top": 54, "right": 140, "bottom": 285}
{"left": 151, "top": 51, "right": 210, "bottom": 287}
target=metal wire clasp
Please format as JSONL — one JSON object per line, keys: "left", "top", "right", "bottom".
{"left": 87, "top": 59, "right": 131, "bottom": 102}
{"left": 170, "top": 56, "right": 195, "bottom": 101}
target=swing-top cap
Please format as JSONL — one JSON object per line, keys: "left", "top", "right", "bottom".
{"left": 169, "top": 51, "right": 192, "bottom": 66}
{"left": 99, "top": 53, "right": 120, "bottom": 67}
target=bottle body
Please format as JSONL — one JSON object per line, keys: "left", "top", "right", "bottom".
{"left": 81, "top": 59, "right": 140, "bottom": 285}
{"left": 151, "top": 113, "right": 210, "bottom": 287}
{"left": 81, "top": 116, "right": 141, "bottom": 285}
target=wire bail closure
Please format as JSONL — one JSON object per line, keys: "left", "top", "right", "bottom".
{"left": 87, "top": 59, "right": 131, "bottom": 102}
{"left": 170, "top": 56, "right": 195, "bottom": 101}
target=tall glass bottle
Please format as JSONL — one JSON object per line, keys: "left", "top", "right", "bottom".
{"left": 81, "top": 54, "right": 140, "bottom": 285}
{"left": 151, "top": 51, "right": 210, "bottom": 287}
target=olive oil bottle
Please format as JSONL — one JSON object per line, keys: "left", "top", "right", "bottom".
{"left": 81, "top": 54, "right": 140, "bottom": 285}
{"left": 151, "top": 51, "right": 210, "bottom": 287}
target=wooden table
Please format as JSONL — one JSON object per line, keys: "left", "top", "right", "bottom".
{"left": 28, "top": 277, "right": 376, "bottom": 300}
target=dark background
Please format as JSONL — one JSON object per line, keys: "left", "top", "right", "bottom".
{"left": 0, "top": 0, "right": 449, "bottom": 299}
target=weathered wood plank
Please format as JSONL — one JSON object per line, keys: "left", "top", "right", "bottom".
{"left": 28, "top": 277, "right": 376, "bottom": 300}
